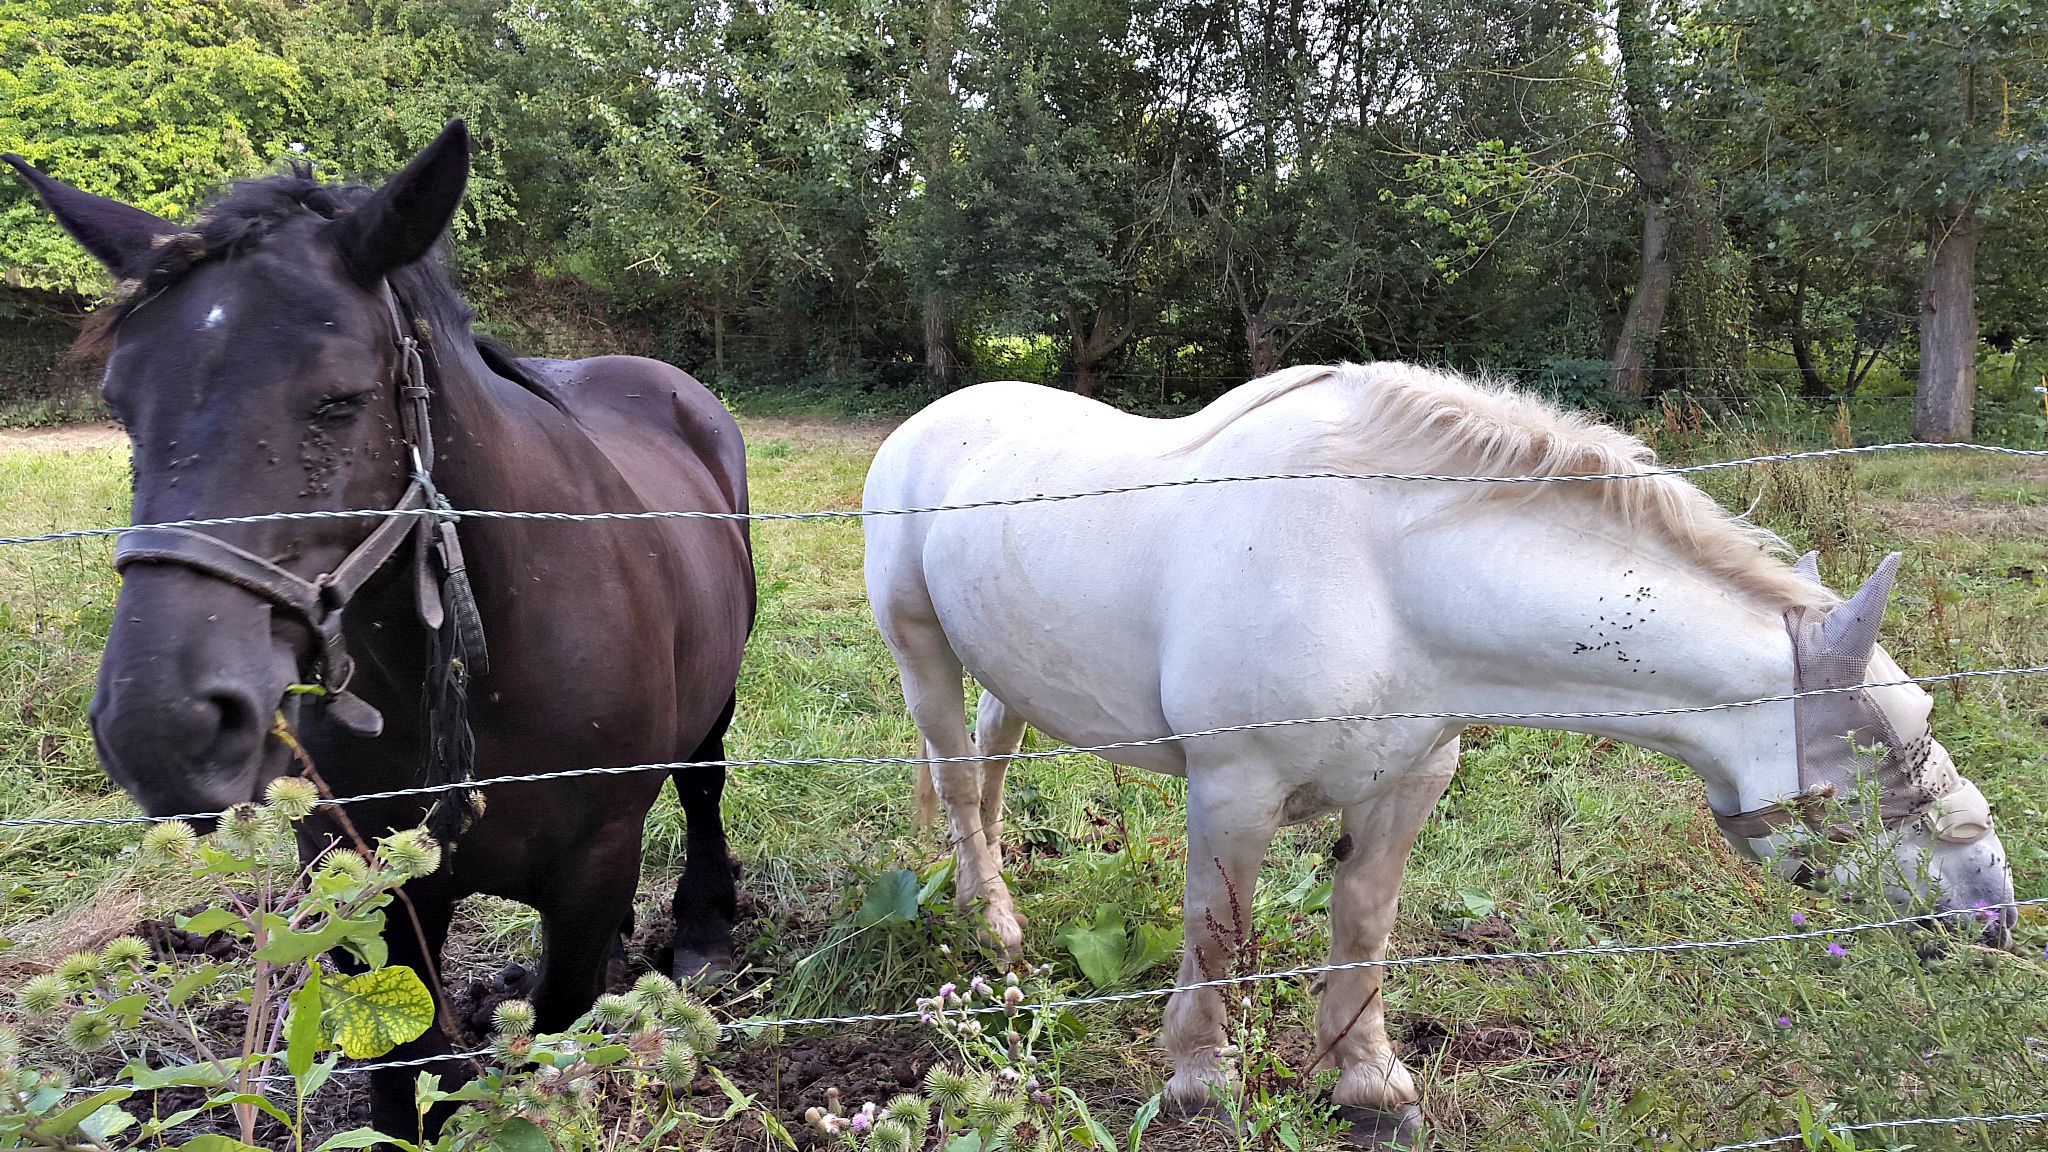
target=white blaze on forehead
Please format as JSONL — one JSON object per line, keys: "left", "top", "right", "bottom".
{"left": 202, "top": 304, "right": 227, "bottom": 330}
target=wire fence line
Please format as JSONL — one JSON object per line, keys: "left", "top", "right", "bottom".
{"left": 2, "top": 441, "right": 2046, "bottom": 548}
{"left": 4, "top": 664, "right": 2044, "bottom": 832}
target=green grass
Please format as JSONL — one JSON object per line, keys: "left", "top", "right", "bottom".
{"left": 1, "top": 415, "right": 2045, "bottom": 1149}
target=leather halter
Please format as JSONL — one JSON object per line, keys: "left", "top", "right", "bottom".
{"left": 111, "top": 283, "right": 484, "bottom": 739}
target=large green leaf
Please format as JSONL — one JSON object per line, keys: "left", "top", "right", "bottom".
{"left": 1055, "top": 905, "right": 1130, "bottom": 989}
{"left": 288, "top": 967, "right": 326, "bottom": 1080}
{"left": 319, "top": 966, "right": 435, "bottom": 1058}
{"left": 855, "top": 869, "right": 921, "bottom": 927}
{"left": 490, "top": 1117, "right": 552, "bottom": 1152}
{"left": 258, "top": 913, "right": 383, "bottom": 964}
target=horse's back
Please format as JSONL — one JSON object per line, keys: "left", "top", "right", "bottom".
{"left": 518, "top": 354, "right": 747, "bottom": 519}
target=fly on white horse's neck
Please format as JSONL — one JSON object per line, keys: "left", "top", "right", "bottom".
{"left": 863, "top": 362, "right": 2014, "bottom": 1147}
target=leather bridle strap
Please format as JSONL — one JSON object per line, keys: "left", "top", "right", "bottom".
{"left": 110, "top": 280, "right": 450, "bottom": 739}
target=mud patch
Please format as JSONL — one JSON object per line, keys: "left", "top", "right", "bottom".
{"left": 704, "top": 1031, "right": 942, "bottom": 1149}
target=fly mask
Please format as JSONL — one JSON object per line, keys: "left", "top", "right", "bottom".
{"left": 1710, "top": 552, "right": 1994, "bottom": 851}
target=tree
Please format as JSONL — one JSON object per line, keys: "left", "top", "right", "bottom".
{"left": 1697, "top": 0, "right": 2048, "bottom": 440}
{"left": 0, "top": 0, "right": 306, "bottom": 295}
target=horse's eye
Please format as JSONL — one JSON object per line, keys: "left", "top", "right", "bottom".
{"left": 314, "top": 392, "right": 371, "bottom": 421}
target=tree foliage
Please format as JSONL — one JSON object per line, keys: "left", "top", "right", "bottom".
{"left": 3, "top": 0, "right": 2046, "bottom": 422}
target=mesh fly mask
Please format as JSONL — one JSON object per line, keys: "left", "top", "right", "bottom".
{"left": 1710, "top": 552, "right": 1993, "bottom": 852}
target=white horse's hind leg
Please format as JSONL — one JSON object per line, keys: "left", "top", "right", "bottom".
{"left": 1164, "top": 775, "right": 1279, "bottom": 1115}
{"left": 883, "top": 619, "right": 1024, "bottom": 953}
{"left": 973, "top": 691, "right": 1026, "bottom": 872}
{"left": 1315, "top": 737, "right": 1458, "bottom": 1144}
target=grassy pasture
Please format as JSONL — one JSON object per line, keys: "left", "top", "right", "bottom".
{"left": 0, "top": 406, "right": 2044, "bottom": 1150}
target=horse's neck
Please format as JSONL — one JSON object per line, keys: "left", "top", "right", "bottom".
{"left": 1392, "top": 498, "right": 1802, "bottom": 815}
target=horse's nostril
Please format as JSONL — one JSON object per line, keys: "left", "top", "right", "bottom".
{"left": 208, "top": 692, "right": 259, "bottom": 741}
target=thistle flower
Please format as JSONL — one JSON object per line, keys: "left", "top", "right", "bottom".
{"left": 884, "top": 1093, "right": 930, "bottom": 1130}
{"left": 591, "top": 993, "right": 637, "bottom": 1030}
{"left": 101, "top": 936, "right": 150, "bottom": 969}
{"left": 63, "top": 1011, "right": 115, "bottom": 1052}
{"left": 662, "top": 997, "right": 721, "bottom": 1054}
{"left": 54, "top": 951, "right": 104, "bottom": 987}
{"left": 217, "top": 802, "right": 276, "bottom": 855}
{"left": 1826, "top": 941, "right": 1849, "bottom": 959}
{"left": 378, "top": 828, "right": 443, "bottom": 879}
{"left": 19, "top": 974, "right": 67, "bottom": 1014}
{"left": 264, "top": 776, "right": 321, "bottom": 821}
{"left": 968, "top": 1090, "right": 1026, "bottom": 1132}
{"left": 851, "top": 1102, "right": 877, "bottom": 1132}
{"left": 1003, "top": 985, "right": 1024, "bottom": 1010}
{"left": 656, "top": 1041, "right": 698, "bottom": 1087}
{"left": 925, "top": 1065, "right": 976, "bottom": 1112}
{"left": 969, "top": 975, "right": 993, "bottom": 999}
{"left": 869, "top": 1119, "right": 916, "bottom": 1152}
{"left": 1789, "top": 911, "right": 1807, "bottom": 927}
{"left": 140, "top": 820, "right": 198, "bottom": 861}
{"left": 321, "top": 849, "right": 372, "bottom": 885}
{"left": 1776, "top": 1015, "right": 1794, "bottom": 1029}
{"left": 630, "top": 972, "right": 678, "bottom": 1010}
{"left": 493, "top": 999, "right": 537, "bottom": 1038}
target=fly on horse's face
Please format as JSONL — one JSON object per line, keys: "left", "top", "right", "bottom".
{"left": 7, "top": 132, "right": 466, "bottom": 818}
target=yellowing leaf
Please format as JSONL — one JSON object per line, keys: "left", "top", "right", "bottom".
{"left": 319, "top": 967, "right": 435, "bottom": 1059}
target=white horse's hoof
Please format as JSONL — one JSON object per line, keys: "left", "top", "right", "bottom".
{"left": 1336, "top": 1103, "right": 1423, "bottom": 1150}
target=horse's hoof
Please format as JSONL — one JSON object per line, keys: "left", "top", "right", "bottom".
{"left": 1336, "top": 1103, "right": 1423, "bottom": 1150}
{"left": 1162, "top": 1094, "right": 1239, "bottom": 1134}
{"left": 671, "top": 946, "right": 735, "bottom": 987}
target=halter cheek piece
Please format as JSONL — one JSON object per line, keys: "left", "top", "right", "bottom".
{"left": 1710, "top": 552, "right": 1992, "bottom": 852}
{"left": 110, "top": 283, "right": 489, "bottom": 740}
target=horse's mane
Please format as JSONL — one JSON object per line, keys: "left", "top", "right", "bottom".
{"left": 1172, "top": 363, "right": 1834, "bottom": 610}
{"left": 75, "top": 164, "right": 554, "bottom": 405}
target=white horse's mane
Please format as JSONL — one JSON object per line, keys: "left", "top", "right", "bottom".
{"left": 1173, "top": 362, "right": 1834, "bottom": 610}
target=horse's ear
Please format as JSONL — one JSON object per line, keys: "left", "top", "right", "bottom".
{"left": 327, "top": 119, "right": 469, "bottom": 288}
{"left": 1819, "top": 552, "right": 1901, "bottom": 661}
{"left": 1791, "top": 551, "right": 1825, "bottom": 588}
{"left": 3, "top": 154, "right": 177, "bottom": 273}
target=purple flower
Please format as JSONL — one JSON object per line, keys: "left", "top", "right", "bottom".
{"left": 1826, "top": 942, "right": 1849, "bottom": 958}
{"left": 1789, "top": 912, "right": 1806, "bottom": 926}
{"left": 1776, "top": 1015, "right": 1794, "bottom": 1029}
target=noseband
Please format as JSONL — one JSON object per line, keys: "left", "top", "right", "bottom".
{"left": 111, "top": 284, "right": 488, "bottom": 741}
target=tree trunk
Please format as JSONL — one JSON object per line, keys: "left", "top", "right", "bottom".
{"left": 923, "top": 291, "right": 958, "bottom": 391}
{"left": 1790, "top": 269, "right": 1828, "bottom": 398}
{"left": 1915, "top": 209, "right": 1979, "bottom": 442}
{"left": 1608, "top": 0, "right": 1679, "bottom": 400}
{"left": 1610, "top": 198, "right": 1674, "bottom": 398}
{"left": 918, "top": 0, "right": 959, "bottom": 391}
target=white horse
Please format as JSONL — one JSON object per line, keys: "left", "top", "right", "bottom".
{"left": 862, "top": 363, "right": 2013, "bottom": 1145}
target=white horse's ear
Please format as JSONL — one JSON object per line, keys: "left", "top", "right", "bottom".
{"left": 1792, "top": 551, "right": 1824, "bottom": 587}
{"left": 1819, "top": 552, "right": 1902, "bottom": 659}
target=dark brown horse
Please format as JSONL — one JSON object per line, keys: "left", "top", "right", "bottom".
{"left": 5, "top": 122, "right": 756, "bottom": 1133}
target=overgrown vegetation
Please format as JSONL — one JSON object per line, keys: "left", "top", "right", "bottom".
{"left": 0, "top": 408, "right": 2042, "bottom": 1148}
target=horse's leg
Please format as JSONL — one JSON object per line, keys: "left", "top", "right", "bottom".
{"left": 672, "top": 694, "right": 740, "bottom": 982}
{"left": 886, "top": 620, "right": 1022, "bottom": 952}
{"left": 972, "top": 690, "right": 1027, "bottom": 874}
{"left": 365, "top": 894, "right": 462, "bottom": 1141}
{"left": 534, "top": 831, "right": 643, "bottom": 1030}
{"left": 1315, "top": 736, "right": 1458, "bottom": 1149}
{"left": 1163, "top": 775, "right": 1279, "bottom": 1115}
